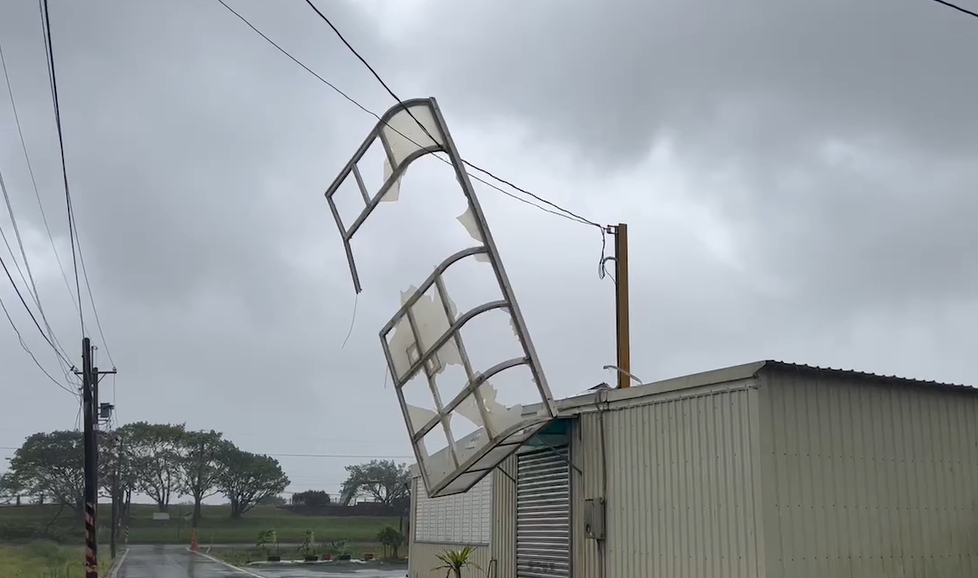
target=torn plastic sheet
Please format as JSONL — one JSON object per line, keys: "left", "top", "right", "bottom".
{"left": 380, "top": 102, "right": 445, "bottom": 203}
{"left": 456, "top": 208, "right": 490, "bottom": 263}
{"left": 388, "top": 285, "right": 462, "bottom": 381}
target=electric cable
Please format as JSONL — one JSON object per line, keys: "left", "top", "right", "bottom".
{"left": 217, "top": 0, "right": 600, "bottom": 227}
{"left": 40, "top": 0, "right": 115, "bottom": 368}
{"left": 0, "top": 167, "right": 69, "bottom": 362}
{"left": 0, "top": 293, "right": 77, "bottom": 396}
{"left": 0, "top": 33, "right": 80, "bottom": 321}
{"left": 929, "top": 0, "right": 978, "bottom": 19}
{"left": 0, "top": 249, "right": 72, "bottom": 367}
{"left": 303, "top": 0, "right": 601, "bottom": 227}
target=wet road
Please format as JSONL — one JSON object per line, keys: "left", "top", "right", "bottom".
{"left": 115, "top": 545, "right": 255, "bottom": 577}
{"left": 115, "top": 545, "right": 407, "bottom": 578}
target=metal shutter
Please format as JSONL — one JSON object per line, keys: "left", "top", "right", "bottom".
{"left": 516, "top": 446, "right": 570, "bottom": 578}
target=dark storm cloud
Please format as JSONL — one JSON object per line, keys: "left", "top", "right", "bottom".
{"left": 399, "top": 0, "right": 978, "bottom": 315}
{"left": 0, "top": 0, "right": 416, "bottom": 492}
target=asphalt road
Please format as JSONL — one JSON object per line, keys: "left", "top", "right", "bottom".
{"left": 114, "top": 545, "right": 407, "bottom": 578}
{"left": 115, "top": 545, "right": 255, "bottom": 578}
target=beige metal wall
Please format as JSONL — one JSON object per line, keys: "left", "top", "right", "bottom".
{"left": 570, "top": 381, "right": 765, "bottom": 578}
{"left": 758, "top": 369, "right": 978, "bottom": 578}
{"left": 490, "top": 455, "right": 517, "bottom": 578}
{"left": 410, "top": 466, "right": 515, "bottom": 578}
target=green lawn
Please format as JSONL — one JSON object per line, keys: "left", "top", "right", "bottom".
{"left": 0, "top": 540, "right": 112, "bottom": 578}
{"left": 0, "top": 503, "right": 401, "bottom": 546}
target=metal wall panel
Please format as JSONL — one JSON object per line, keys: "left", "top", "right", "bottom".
{"left": 517, "top": 446, "right": 571, "bottom": 578}
{"left": 572, "top": 385, "right": 764, "bottom": 578}
{"left": 759, "top": 369, "right": 978, "bottom": 578}
{"left": 415, "top": 474, "right": 492, "bottom": 544}
{"left": 491, "top": 456, "right": 518, "bottom": 578}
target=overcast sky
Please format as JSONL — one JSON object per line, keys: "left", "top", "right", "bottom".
{"left": 1, "top": 0, "right": 976, "bottom": 500}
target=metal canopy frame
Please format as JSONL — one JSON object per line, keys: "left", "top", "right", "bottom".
{"left": 323, "top": 97, "right": 557, "bottom": 498}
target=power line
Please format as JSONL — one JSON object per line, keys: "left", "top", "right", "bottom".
{"left": 216, "top": 0, "right": 599, "bottom": 227}
{"left": 302, "top": 0, "right": 604, "bottom": 229}
{"left": 0, "top": 32, "right": 80, "bottom": 321}
{"left": 39, "top": 0, "right": 84, "bottom": 337}
{"left": 0, "top": 294, "right": 76, "bottom": 396}
{"left": 0, "top": 165, "right": 69, "bottom": 363}
{"left": 929, "top": 0, "right": 978, "bottom": 19}
{"left": 304, "top": 0, "right": 601, "bottom": 227}
{"left": 0, "top": 249, "right": 72, "bottom": 368}
{"left": 40, "top": 0, "right": 115, "bottom": 368}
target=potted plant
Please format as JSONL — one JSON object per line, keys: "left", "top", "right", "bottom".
{"left": 257, "top": 529, "right": 281, "bottom": 562}
{"left": 324, "top": 539, "right": 351, "bottom": 561}
{"left": 300, "top": 530, "right": 318, "bottom": 562}
{"left": 376, "top": 526, "right": 405, "bottom": 560}
{"left": 433, "top": 546, "right": 481, "bottom": 578}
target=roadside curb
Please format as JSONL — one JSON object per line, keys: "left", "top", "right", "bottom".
{"left": 106, "top": 548, "right": 129, "bottom": 578}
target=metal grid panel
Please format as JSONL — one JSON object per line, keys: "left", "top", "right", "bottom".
{"left": 323, "top": 97, "right": 556, "bottom": 498}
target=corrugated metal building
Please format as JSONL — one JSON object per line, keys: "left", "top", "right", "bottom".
{"left": 408, "top": 360, "right": 978, "bottom": 578}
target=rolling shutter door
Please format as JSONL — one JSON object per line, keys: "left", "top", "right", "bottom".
{"left": 516, "top": 446, "right": 570, "bottom": 578}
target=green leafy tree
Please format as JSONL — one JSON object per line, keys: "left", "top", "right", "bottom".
{"left": 117, "top": 422, "right": 186, "bottom": 512}
{"left": 258, "top": 494, "right": 287, "bottom": 506}
{"left": 216, "top": 444, "right": 289, "bottom": 518}
{"left": 2, "top": 431, "right": 84, "bottom": 516}
{"left": 0, "top": 471, "right": 27, "bottom": 505}
{"left": 291, "top": 489, "right": 331, "bottom": 506}
{"left": 97, "top": 431, "right": 136, "bottom": 533}
{"left": 376, "top": 526, "right": 405, "bottom": 559}
{"left": 339, "top": 460, "right": 410, "bottom": 507}
{"left": 177, "top": 429, "right": 224, "bottom": 526}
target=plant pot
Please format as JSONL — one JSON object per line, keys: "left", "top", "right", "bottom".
{"left": 338, "top": 554, "right": 351, "bottom": 561}
{"left": 266, "top": 555, "right": 281, "bottom": 562}
{"left": 304, "top": 555, "right": 319, "bottom": 562}
{"left": 363, "top": 553, "right": 374, "bottom": 561}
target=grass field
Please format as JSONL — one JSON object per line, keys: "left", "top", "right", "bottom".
{"left": 0, "top": 540, "right": 112, "bottom": 578}
{"left": 0, "top": 503, "right": 402, "bottom": 546}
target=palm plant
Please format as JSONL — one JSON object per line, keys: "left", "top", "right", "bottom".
{"left": 433, "top": 546, "right": 481, "bottom": 578}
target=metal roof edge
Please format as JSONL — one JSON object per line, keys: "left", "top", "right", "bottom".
{"left": 757, "top": 360, "right": 976, "bottom": 392}
{"left": 548, "top": 360, "right": 767, "bottom": 417}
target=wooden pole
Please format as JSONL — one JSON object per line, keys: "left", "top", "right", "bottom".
{"left": 615, "top": 224, "right": 631, "bottom": 389}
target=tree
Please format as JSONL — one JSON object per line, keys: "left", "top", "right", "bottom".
{"left": 215, "top": 444, "right": 289, "bottom": 518}
{"left": 2, "top": 431, "right": 84, "bottom": 516}
{"left": 377, "top": 526, "right": 405, "bottom": 559}
{"left": 0, "top": 471, "right": 27, "bottom": 506}
{"left": 339, "top": 460, "right": 410, "bottom": 507}
{"left": 291, "top": 490, "right": 331, "bottom": 507}
{"left": 177, "top": 430, "right": 224, "bottom": 526}
{"left": 258, "top": 494, "right": 287, "bottom": 506}
{"left": 97, "top": 431, "right": 137, "bottom": 537}
{"left": 118, "top": 422, "right": 186, "bottom": 512}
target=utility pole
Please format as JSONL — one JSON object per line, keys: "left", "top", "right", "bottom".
{"left": 613, "top": 223, "right": 631, "bottom": 389}
{"left": 81, "top": 338, "right": 98, "bottom": 578}
{"left": 77, "top": 341, "right": 118, "bottom": 578}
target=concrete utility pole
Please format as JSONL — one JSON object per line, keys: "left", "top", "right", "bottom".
{"left": 78, "top": 340, "right": 117, "bottom": 578}
{"left": 612, "top": 223, "right": 631, "bottom": 389}
{"left": 81, "top": 338, "right": 98, "bottom": 578}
